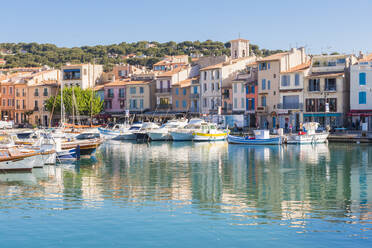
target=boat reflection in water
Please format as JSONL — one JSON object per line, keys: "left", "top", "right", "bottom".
{"left": 0, "top": 142, "right": 372, "bottom": 246}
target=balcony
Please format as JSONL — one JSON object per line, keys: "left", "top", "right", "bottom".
{"left": 277, "top": 103, "right": 303, "bottom": 110}
{"left": 190, "top": 93, "right": 199, "bottom": 99}
{"left": 157, "top": 104, "right": 172, "bottom": 109}
{"left": 156, "top": 88, "right": 171, "bottom": 94}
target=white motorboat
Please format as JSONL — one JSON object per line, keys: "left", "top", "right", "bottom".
{"left": 148, "top": 119, "right": 188, "bottom": 141}
{"left": 133, "top": 122, "right": 160, "bottom": 141}
{"left": 170, "top": 119, "right": 206, "bottom": 141}
{"left": 192, "top": 122, "right": 229, "bottom": 141}
{"left": 286, "top": 122, "right": 329, "bottom": 144}
{"left": 112, "top": 123, "right": 143, "bottom": 140}
{"left": 98, "top": 123, "right": 131, "bottom": 139}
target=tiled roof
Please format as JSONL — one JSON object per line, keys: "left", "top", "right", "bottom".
{"left": 157, "top": 66, "right": 187, "bottom": 77}
{"left": 230, "top": 38, "right": 250, "bottom": 43}
{"left": 124, "top": 80, "right": 151, "bottom": 85}
{"left": 173, "top": 77, "right": 198, "bottom": 88}
{"left": 104, "top": 80, "right": 130, "bottom": 87}
{"left": 94, "top": 85, "right": 104, "bottom": 91}
{"left": 257, "top": 52, "right": 289, "bottom": 62}
{"left": 281, "top": 60, "right": 311, "bottom": 74}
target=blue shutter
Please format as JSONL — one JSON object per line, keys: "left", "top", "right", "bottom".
{"left": 268, "top": 63, "right": 270, "bottom": 69}
{"left": 262, "top": 79, "right": 266, "bottom": 90}
{"left": 252, "top": 86, "right": 255, "bottom": 94}
{"left": 268, "top": 80, "right": 271, "bottom": 90}
{"left": 295, "top": 74, "right": 300, "bottom": 86}
{"left": 360, "top": 73, "right": 366, "bottom": 85}
{"left": 259, "top": 64, "right": 262, "bottom": 71}
{"left": 359, "top": 91, "right": 367, "bottom": 104}
{"left": 252, "top": 98, "right": 255, "bottom": 110}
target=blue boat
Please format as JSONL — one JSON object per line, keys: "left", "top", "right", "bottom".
{"left": 228, "top": 130, "right": 282, "bottom": 145}
{"left": 56, "top": 146, "right": 81, "bottom": 162}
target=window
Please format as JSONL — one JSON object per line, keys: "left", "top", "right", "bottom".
{"left": 131, "top": 99, "right": 137, "bottom": 109}
{"left": 262, "top": 79, "right": 266, "bottom": 90}
{"left": 216, "top": 70, "right": 220, "bottom": 79}
{"left": 34, "top": 100, "right": 39, "bottom": 110}
{"left": 2, "top": 87, "right": 5, "bottom": 94}
{"left": 34, "top": 88, "right": 39, "bottom": 96}
{"left": 251, "top": 85, "right": 255, "bottom": 94}
{"left": 246, "top": 85, "right": 249, "bottom": 94}
{"left": 203, "top": 98, "right": 207, "bottom": 107}
{"left": 259, "top": 63, "right": 268, "bottom": 70}
{"left": 176, "top": 100, "right": 179, "bottom": 108}
{"left": 176, "top": 88, "right": 179, "bottom": 95}
{"left": 241, "top": 98, "right": 244, "bottom": 108}
{"left": 268, "top": 63, "right": 271, "bottom": 69}
{"left": 268, "top": 80, "right": 271, "bottom": 90}
{"left": 295, "top": 74, "right": 300, "bottom": 86}
{"left": 204, "top": 72, "right": 207, "bottom": 80}
{"left": 241, "top": 83, "right": 245, "bottom": 93}
{"left": 359, "top": 91, "right": 367, "bottom": 104}
{"left": 8, "top": 99, "right": 11, "bottom": 106}
{"left": 211, "top": 99, "right": 215, "bottom": 109}
{"left": 167, "top": 80, "right": 170, "bottom": 89}
{"left": 16, "top": 89, "right": 19, "bottom": 97}
{"left": 233, "top": 83, "right": 237, "bottom": 93}
{"left": 130, "top": 87, "right": 136, "bottom": 94}
{"left": 193, "top": 86, "right": 198, "bottom": 94}
{"left": 317, "top": 99, "right": 325, "bottom": 112}
{"left": 305, "top": 99, "right": 316, "bottom": 112}
{"left": 43, "top": 88, "right": 48, "bottom": 96}
{"left": 204, "top": 83, "right": 207, "bottom": 92}
{"left": 22, "top": 89, "right": 25, "bottom": 96}
{"left": 9, "top": 87, "right": 13, "bottom": 94}
{"left": 211, "top": 83, "right": 215, "bottom": 91}
{"left": 359, "top": 72, "right": 366, "bottom": 85}
{"left": 281, "top": 75, "right": 290, "bottom": 86}
{"left": 216, "top": 82, "right": 220, "bottom": 91}
{"left": 160, "top": 98, "right": 169, "bottom": 105}
{"left": 261, "top": 96, "right": 266, "bottom": 107}
{"left": 328, "top": 98, "right": 337, "bottom": 112}
{"left": 282, "top": 95, "right": 299, "bottom": 109}
{"left": 325, "top": 78, "right": 336, "bottom": 91}
{"left": 234, "top": 98, "right": 237, "bottom": 108}
{"left": 182, "top": 100, "right": 187, "bottom": 108}
{"left": 251, "top": 98, "right": 255, "bottom": 110}
{"left": 139, "top": 87, "right": 144, "bottom": 94}
{"left": 63, "top": 69, "right": 81, "bottom": 80}
{"left": 211, "top": 71, "right": 214, "bottom": 80}
{"left": 140, "top": 99, "right": 144, "bottom": 109}
{"left": 107, "top": 89, "right": 114, "bottom": 98}
{"left": 120, "top": 100, "right": 125, "bottom": 108}
{"left": 2, "top": 99, "right": 4, "bottom": 106}
{"left": 183, "top": 88, "right": 186, "bottom": 95}
{"left": 119, "top": 88, "right": 125, "bottom": 98}
{"left": 308, "top": 79, "right": 320, "bottom": 91}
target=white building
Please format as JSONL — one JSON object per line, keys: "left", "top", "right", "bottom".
{"left": 61, "top": 64, "right": 103, "bottom": 89}
{"left": 350, "top": 53, "right": 372, "bottom": 130}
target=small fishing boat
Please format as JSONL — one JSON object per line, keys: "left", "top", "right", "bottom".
{"left": 286, "top": 122, "right": 329, "bottom": 144}
{"left": 0, "top": 148, "right": 42, "bottom": 172}
{"left": 148, "top": 119, "right": 188, "bottom": 141}
{"left": 228, "top": 130, "right": 282, "bottom": 145}
{"left": 193, "top": 123, "right": 229, "bottom": 141}
{"left": 98, "top": 123, "right": 130, "bottom": 139}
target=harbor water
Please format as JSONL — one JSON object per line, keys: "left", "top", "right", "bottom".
{"left": 0, "top": 141, "right": 371, "bottom": 247}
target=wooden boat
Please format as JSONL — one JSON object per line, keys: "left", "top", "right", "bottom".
{"left": 228, "top": 130, "right": 282, "bottom": 145}
{"left": 0, "top": 148, "right": 42, "bottom": 172}
{"left": 61, "top": 138, "right": 103, "bottom": 156}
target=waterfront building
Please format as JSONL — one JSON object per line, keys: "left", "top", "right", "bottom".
{"left": 171, "top": 78, "right": 192, "bottom": 113}
{"left": 103, "top": 80, "right": 128, "bottom": 114}
{"left": 27, "top": 80, "right": 58, "bottom": 126}
{"left": 221, "top": 86, "right": 233, "bottom": 115}
{"left": 14, "top": 81, "right": 28, "bottom": 124}
{"left": 200, "top": 38, "right": 255, "bottom": 115}
{"left": 112, "top": 64, "right": 146, "bottom": 80}
{"left": 349, "top": 53, "right": 372, "bottom": 130}
{"left": 303, "top": 54, "right": 357, "bottom": 128}
{"left": 125, "top": 80, "right": 155, "bottom": 113}
{"left": 61, "top": 64, "right": 103, "bottom": 89}
{"left": 257, "top": 47, "right": 307, "bottom": 129}
{"left": 155, "top": 67, "right": 191, "bottom": 112}
{"left": 0, "top": 81, "right": 15, "bottom": 120}
{"left": 277, "top": 61, "right": 310, "bottom": 130}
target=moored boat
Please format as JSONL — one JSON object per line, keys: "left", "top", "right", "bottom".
{"left": 228, "top": 130, "right": 282, "bottom": 145}
{"left": 170, "top": 119, "right": 206, "bottom": 141}
{"left": 192, "top": 123, "right": 229, "bottom": 141}
{"left": 148, "top": 119, "right": 188, "bottom": 141}
{"left": 286, "top": 122, "right": 329, "bottom": 144}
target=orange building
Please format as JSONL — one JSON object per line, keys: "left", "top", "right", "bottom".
{"left": 0, "top": 81, "right": 15, "bottom": 120}
{"left": 14, "top": 82, "right": 28, "bottom": 124}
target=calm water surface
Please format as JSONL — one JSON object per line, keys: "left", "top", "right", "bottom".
{"left": 0, "top": 141, "right": 371, "bottom": 247}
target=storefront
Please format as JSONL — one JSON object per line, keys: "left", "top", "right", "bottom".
{"left": 303, "top": 113, "right": 343, "bottom": 128}
{"left": 348, "top": 110, "right": 372, "bottom": 131}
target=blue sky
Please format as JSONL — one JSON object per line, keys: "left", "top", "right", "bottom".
{"left": 2, "top": 0, "right": 371, "bottom": 54}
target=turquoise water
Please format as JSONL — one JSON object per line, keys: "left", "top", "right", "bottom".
{"left": 0, "top": 141, "right": 371, "bottom": 247}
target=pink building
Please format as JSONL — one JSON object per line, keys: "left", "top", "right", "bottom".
{"left": 104, "top": 80, "right": 127, "bottom": 113}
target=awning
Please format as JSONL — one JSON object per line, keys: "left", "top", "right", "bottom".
{"left": 303, "top": 113, "right": 342, "bottom": 117}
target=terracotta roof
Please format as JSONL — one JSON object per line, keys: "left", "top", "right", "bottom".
{"left": 157, "top": 66, "right": 188, "bottom": 77}
{"left": 173, "top": 77, "right": 198, "bottom": 88}
{"left": 257, "top": 52, "right": 289, "bottom": 62}
{"left": 124, "top": 80, "right": 151, "bottom": 85}
{"left": 94, "top": 85, "right": 104, "bottom": 91}
{"left": 200, "top": 63, "right": 224, "bottom": 71}
{"left": 281, "top": 60, "right": 311, "bottom": 74}
{"left": 307, "top": 72, "right": 344, "bottom": 78}
{"left": 359, "top": 53, "right": 372, "bottom": 63}
{"left": 104, "top": 80, "right": 129, "bottom": 87}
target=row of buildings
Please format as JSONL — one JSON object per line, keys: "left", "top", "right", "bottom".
{"left": 1, "top": 38, "right": 372, "bottom": 130}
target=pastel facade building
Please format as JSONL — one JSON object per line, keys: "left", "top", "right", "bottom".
{"left": 61, "top": 64, "right": 103, "bottom": 89}
{"left": 104, "top": 80, "right": 127, "bottom": 114}
{"left": 0, "top": 81, "right": 15, "bottom": 120}
{"left": 125, "top": 80, "right": 155, "bottom": 113}
{"left": 171, "top": 78, "right": 192, "bottom": 113}
{"left": 153, "top": 55, "right": 189, "bottom": 71}
{"left": 277, "top": 61, "right": 310, "bottom": 130}
{"left": 303, "top": 54, "right": 356, "bottom": 128}
{"left": 257, "top": 48, "right": 307, "bottom": 129}
{"left": 349, "top": 54, "right": 372, "bottom": 130}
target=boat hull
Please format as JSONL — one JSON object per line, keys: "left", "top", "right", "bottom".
{"left": 228, "top": 135, "right": 282, "bottom": 145}
{"left": 286, "top": 133, "right": 329, "bottom": 144}
{"left": 193, "top": 132, "right": 228, "bottom": 142}
{"left": 112, "top": 133, "right": 136, "bottom": 140}
{"left": 148, "top": 132, "right": 172, "bottom": 141}
{"left": 0, "top": 154, "right": 37, "bottom": 172}
{"left": 170, "top": 132, "right": 194, "bottom": 141}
